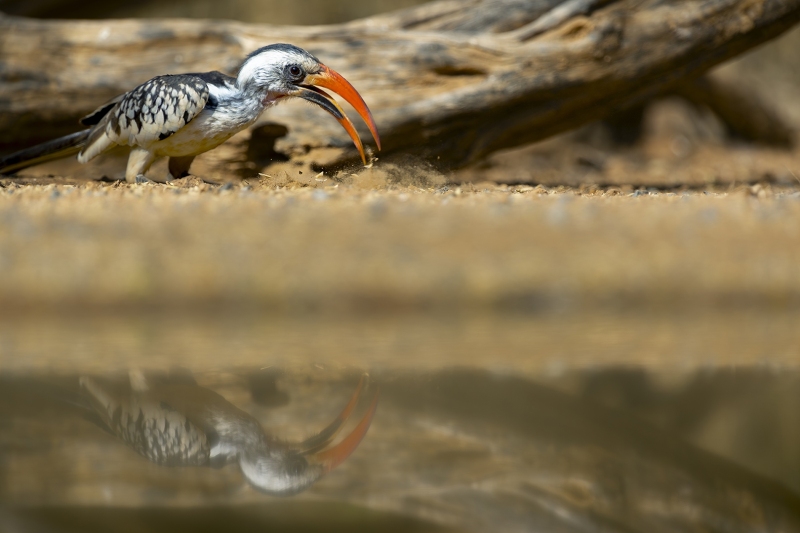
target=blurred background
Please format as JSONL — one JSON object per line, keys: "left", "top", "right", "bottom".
{"left": 1, "top": 1, "right": 799, "bottom": 532}
{"left": 2, "top": 0, "right": 429, "bottom": 23}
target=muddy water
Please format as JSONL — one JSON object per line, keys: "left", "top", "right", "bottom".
{"left": 0, "top": 309, "right": 799, "bottom": 532}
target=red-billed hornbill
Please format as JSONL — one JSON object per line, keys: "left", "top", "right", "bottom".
{"left": 80, "top": 373, "right": 378, "bottom": 496}
{"left": 0, "top": 44, "right": 380, "bottom": 182}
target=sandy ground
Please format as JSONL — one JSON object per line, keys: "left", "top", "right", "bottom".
{"left": 2, "top": 140, "right": 800, "bottom": 314}
{"left": 2, "top": 144, "right": 800, "bottom": 377}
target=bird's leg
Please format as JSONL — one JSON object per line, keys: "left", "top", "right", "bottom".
{"left": 168, "top": 155, "right": 196, "bottom": 180}
{"left": 125, "top": 147, "right": 156, "bottom": 183}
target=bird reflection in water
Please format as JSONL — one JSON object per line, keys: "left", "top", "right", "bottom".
{"left": 78, "top": 372, "right": 378, "bottom": 496}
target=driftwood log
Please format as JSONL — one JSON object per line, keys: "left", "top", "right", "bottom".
{"left": 0, "top": 0, "right": 799, "bottom": 171}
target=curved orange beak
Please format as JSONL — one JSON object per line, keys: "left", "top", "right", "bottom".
{"left": 296, "top": 65, "right": 381, "bottom": 165}
{"left": 297, "top": 374, "right": 367, "bottom": 454}
{"left": 294, "top": 374, "right": 378, "bottom": 474}
{"left": 313, "top": 387, "right": 379, "bottom": 473}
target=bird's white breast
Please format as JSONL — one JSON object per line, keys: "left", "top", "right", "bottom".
{"left": 151, "top": 83, "right": 270, "bottom": 157}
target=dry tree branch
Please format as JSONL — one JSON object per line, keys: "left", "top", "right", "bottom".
{"left": 0, "top": 0, "right": 798, "bottom": 170}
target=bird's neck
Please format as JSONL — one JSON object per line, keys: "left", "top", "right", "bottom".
{"left": 206, "top": 82, "right": 273, "bottom": 130}
{"left": 235, "top": 80, "right": 282, "bottom": 110}
{"left": 207, "top": 407, "right": 268, "bottom": 463}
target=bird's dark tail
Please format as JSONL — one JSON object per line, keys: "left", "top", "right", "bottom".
{"left": 0, "top": 130, "right": 90, "bottom": 175}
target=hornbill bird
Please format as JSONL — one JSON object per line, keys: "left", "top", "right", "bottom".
{"left": 0, "top": 44, "right": 381, "bottom": 182}
{"left": 79, "top": 372, "right": 379, "bottom": 496}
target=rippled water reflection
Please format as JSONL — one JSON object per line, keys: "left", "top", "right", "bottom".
{"left": 0, "top": 309, "right": 798, "bottom": 532}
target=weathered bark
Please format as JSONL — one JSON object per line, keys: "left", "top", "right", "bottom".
{"left": 0, "top": 0, "right": 798, "bottom": 169}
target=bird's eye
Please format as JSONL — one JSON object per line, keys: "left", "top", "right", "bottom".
{"left": 287, "top": 65, "right": 303, "bottom": 80}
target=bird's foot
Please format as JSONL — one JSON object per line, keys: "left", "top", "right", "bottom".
{"left": 134, "top": 174, "right": 153, "bottom": 184}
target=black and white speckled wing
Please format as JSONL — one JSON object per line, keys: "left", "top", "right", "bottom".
{"left": 79, "top": 74, "right": 211, "bottom": 162}
{"left": 80, "top": 377, "right": 211, "bottom": 467}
